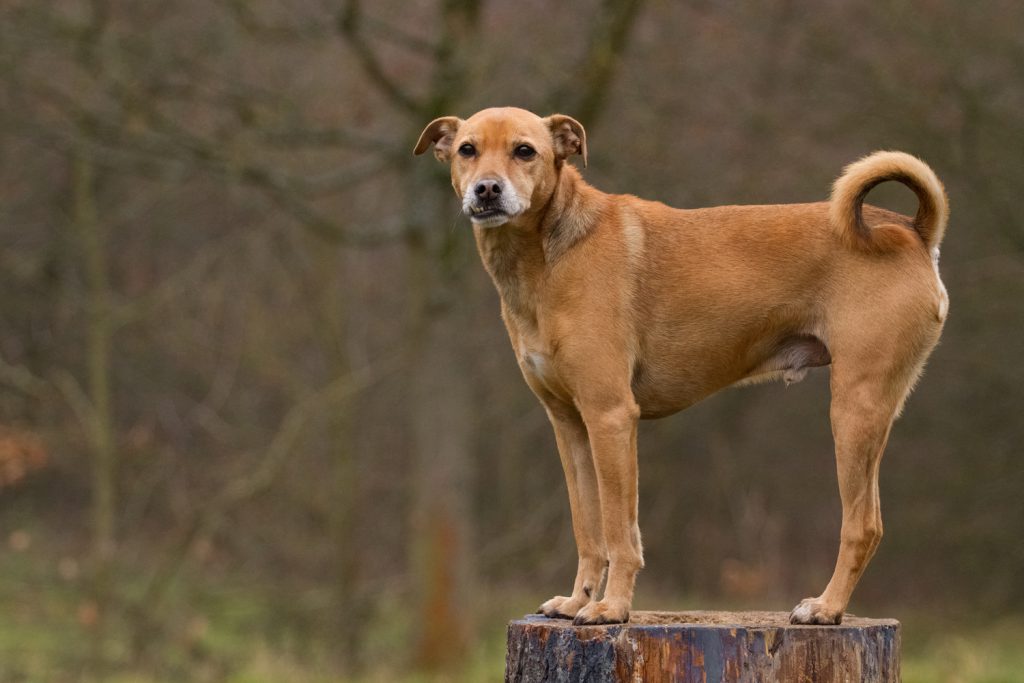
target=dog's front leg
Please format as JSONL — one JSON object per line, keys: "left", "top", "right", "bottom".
{"left": 572, "top": 398, "right": 643, "bottom": 625}
{"left": 537, "top": 406, "right": 608, "bottom": 619}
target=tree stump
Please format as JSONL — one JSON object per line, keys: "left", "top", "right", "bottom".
{"left": 505, "top": 611, "right": 900, "bottom": 682}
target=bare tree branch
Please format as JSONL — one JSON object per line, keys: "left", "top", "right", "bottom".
{"left": 220, "top": 0, "right": 329, "bottom": 42}
{"left": 262, "top": 180, "right": 406, "bottom": 246}
{"left": 338, "top": 0, "right": 422, "bottom": 114}
{"left": 420, "top": 0, "right": 482, "bottom": 117}
{"left": 360, "top": 14, "right": 437, "bottom": 57}
{"left": 0, "top": 353, "right": 50, "bottom": 398}
{"left": 52, "top": 370, "right": 102, "bottom": 451}
{"left": 258, "top": 125, "right": 394, "bottom": 153}
{"left": 548, "top": 0, "right": 646, "bottom": 126}
{"left": 130, "top": 357, "right": 394, "bottom": 631}
{"left": 18, "top": 79, "right": 403, "bottom": 245}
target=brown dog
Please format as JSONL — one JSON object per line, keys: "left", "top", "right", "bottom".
{"left": 414, "top": 107, "right": 948, "bottom": 625}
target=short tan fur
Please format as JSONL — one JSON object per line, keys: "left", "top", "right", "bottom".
{"left": 415, "top": 107, "right": 949, "bottom": 625}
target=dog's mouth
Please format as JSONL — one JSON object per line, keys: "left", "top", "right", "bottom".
{"left": 469, "top": 205, "right": 505, "bottom": 218}
{"left": 467, "top": 204, "right": 509, "bottom": 225}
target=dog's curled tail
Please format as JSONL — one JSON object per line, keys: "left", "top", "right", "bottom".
{"left": 830, "top": 151, "right": 948, "bottom": 253}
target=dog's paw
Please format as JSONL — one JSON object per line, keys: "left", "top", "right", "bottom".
{"left": 572, "top": 599, "right": 629, "bottom": 626}
{"left": 790, "top": 597, "right": 843, "bottom": 625}
{"left": 537, "top": 595, "right": 573, "bottom": 619}
{"left": 538, "top": 595, "right": 589, "bottom": 619}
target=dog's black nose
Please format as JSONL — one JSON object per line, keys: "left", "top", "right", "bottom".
{"left": 474, "top": 179, "right": 502, "bottom": 200}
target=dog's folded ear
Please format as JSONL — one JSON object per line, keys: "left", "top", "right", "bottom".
{"left": 413, "top": 116, "right": 463, "bottom": 162}
{"left": 545, "top": 114, "right": 588, "bottom": 168}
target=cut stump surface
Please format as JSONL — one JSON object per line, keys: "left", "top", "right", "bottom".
{"left": 505, "top": 610, "right": 900, "bottom": 682}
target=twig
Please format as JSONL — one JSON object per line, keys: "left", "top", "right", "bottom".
{"left": 0, "top": 354, "right": 50, "bottom": 398}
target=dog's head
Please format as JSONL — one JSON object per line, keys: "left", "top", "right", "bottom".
{"left": 414, "top": 107, "right": 587, "bottom": 229}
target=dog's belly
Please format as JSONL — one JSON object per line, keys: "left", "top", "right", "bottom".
{"left": 631, "top": 333, "right": 831, "bottom": 419}
{"left": 630, "top": 355, "right": 727, "bottom": 418}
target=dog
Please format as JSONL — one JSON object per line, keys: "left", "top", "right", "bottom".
{"left": 414, "top": 107, "right": 948, "bottom": 625}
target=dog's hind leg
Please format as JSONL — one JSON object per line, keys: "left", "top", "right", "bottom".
{"left": 790, "top": 347, "right": 926, "bottom": 625}
{"left": 538, "top": 406, "right": 608, "bottom": 619}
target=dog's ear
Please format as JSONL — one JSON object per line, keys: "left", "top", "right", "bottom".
{"left": 545, "top": 114, "right": 588, "bottom": 168}
{"left": 413, "top": 116, "right": 463, "bottom": 162}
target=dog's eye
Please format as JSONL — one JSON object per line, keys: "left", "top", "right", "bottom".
{"left": 514, "top": 144, "right": 536, "bottom": 160}
{"left": 458, "top": 143, "right": 476, "bottom": 158}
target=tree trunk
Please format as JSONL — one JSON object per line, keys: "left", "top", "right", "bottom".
{"left": 506, "top": 611, "right": 900, "bottom": 682}
{"left": 405, "top": 161, "right": 475, "bottom": 671}
{"left": 73, "top": 144, "right": 117, "bottom": 576}
{"left": 314, "top": 246, "right": 364, "bottom": 669}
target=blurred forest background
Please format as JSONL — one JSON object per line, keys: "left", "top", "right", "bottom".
{"left": 1, "top": 0, "right": 1022, "bottom": 681}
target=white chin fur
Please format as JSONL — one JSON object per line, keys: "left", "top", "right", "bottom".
{"left": 470, "top": 214, "right": 511, "bottom": 229}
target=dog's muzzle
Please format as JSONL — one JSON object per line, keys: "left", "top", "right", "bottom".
{"left": 463, "top": 177, "right": 521, "bottom": 228}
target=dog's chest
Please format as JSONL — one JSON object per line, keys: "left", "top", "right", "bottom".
{"left": 521, "top": 346, "right": 552, "bottom": 381}
{"left": 497, "top": 275, "right": 571, "bottom": 401}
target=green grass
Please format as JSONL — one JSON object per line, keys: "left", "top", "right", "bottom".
{"left": 0, "top": 546, "right": 1021, "bottom": 682}
{"left": 903, "top": 616, "right": 1024, "bottom": 683}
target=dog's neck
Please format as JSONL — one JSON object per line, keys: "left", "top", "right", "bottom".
{"left": 539, "top": 164, "right": 601, "bottom": 260}
{"left": 474, "top": 164, "right": 601, "bottom": 325}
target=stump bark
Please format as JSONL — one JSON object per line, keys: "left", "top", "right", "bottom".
{"left": 505, "top": 611, "right": 900, "bottom": 682}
